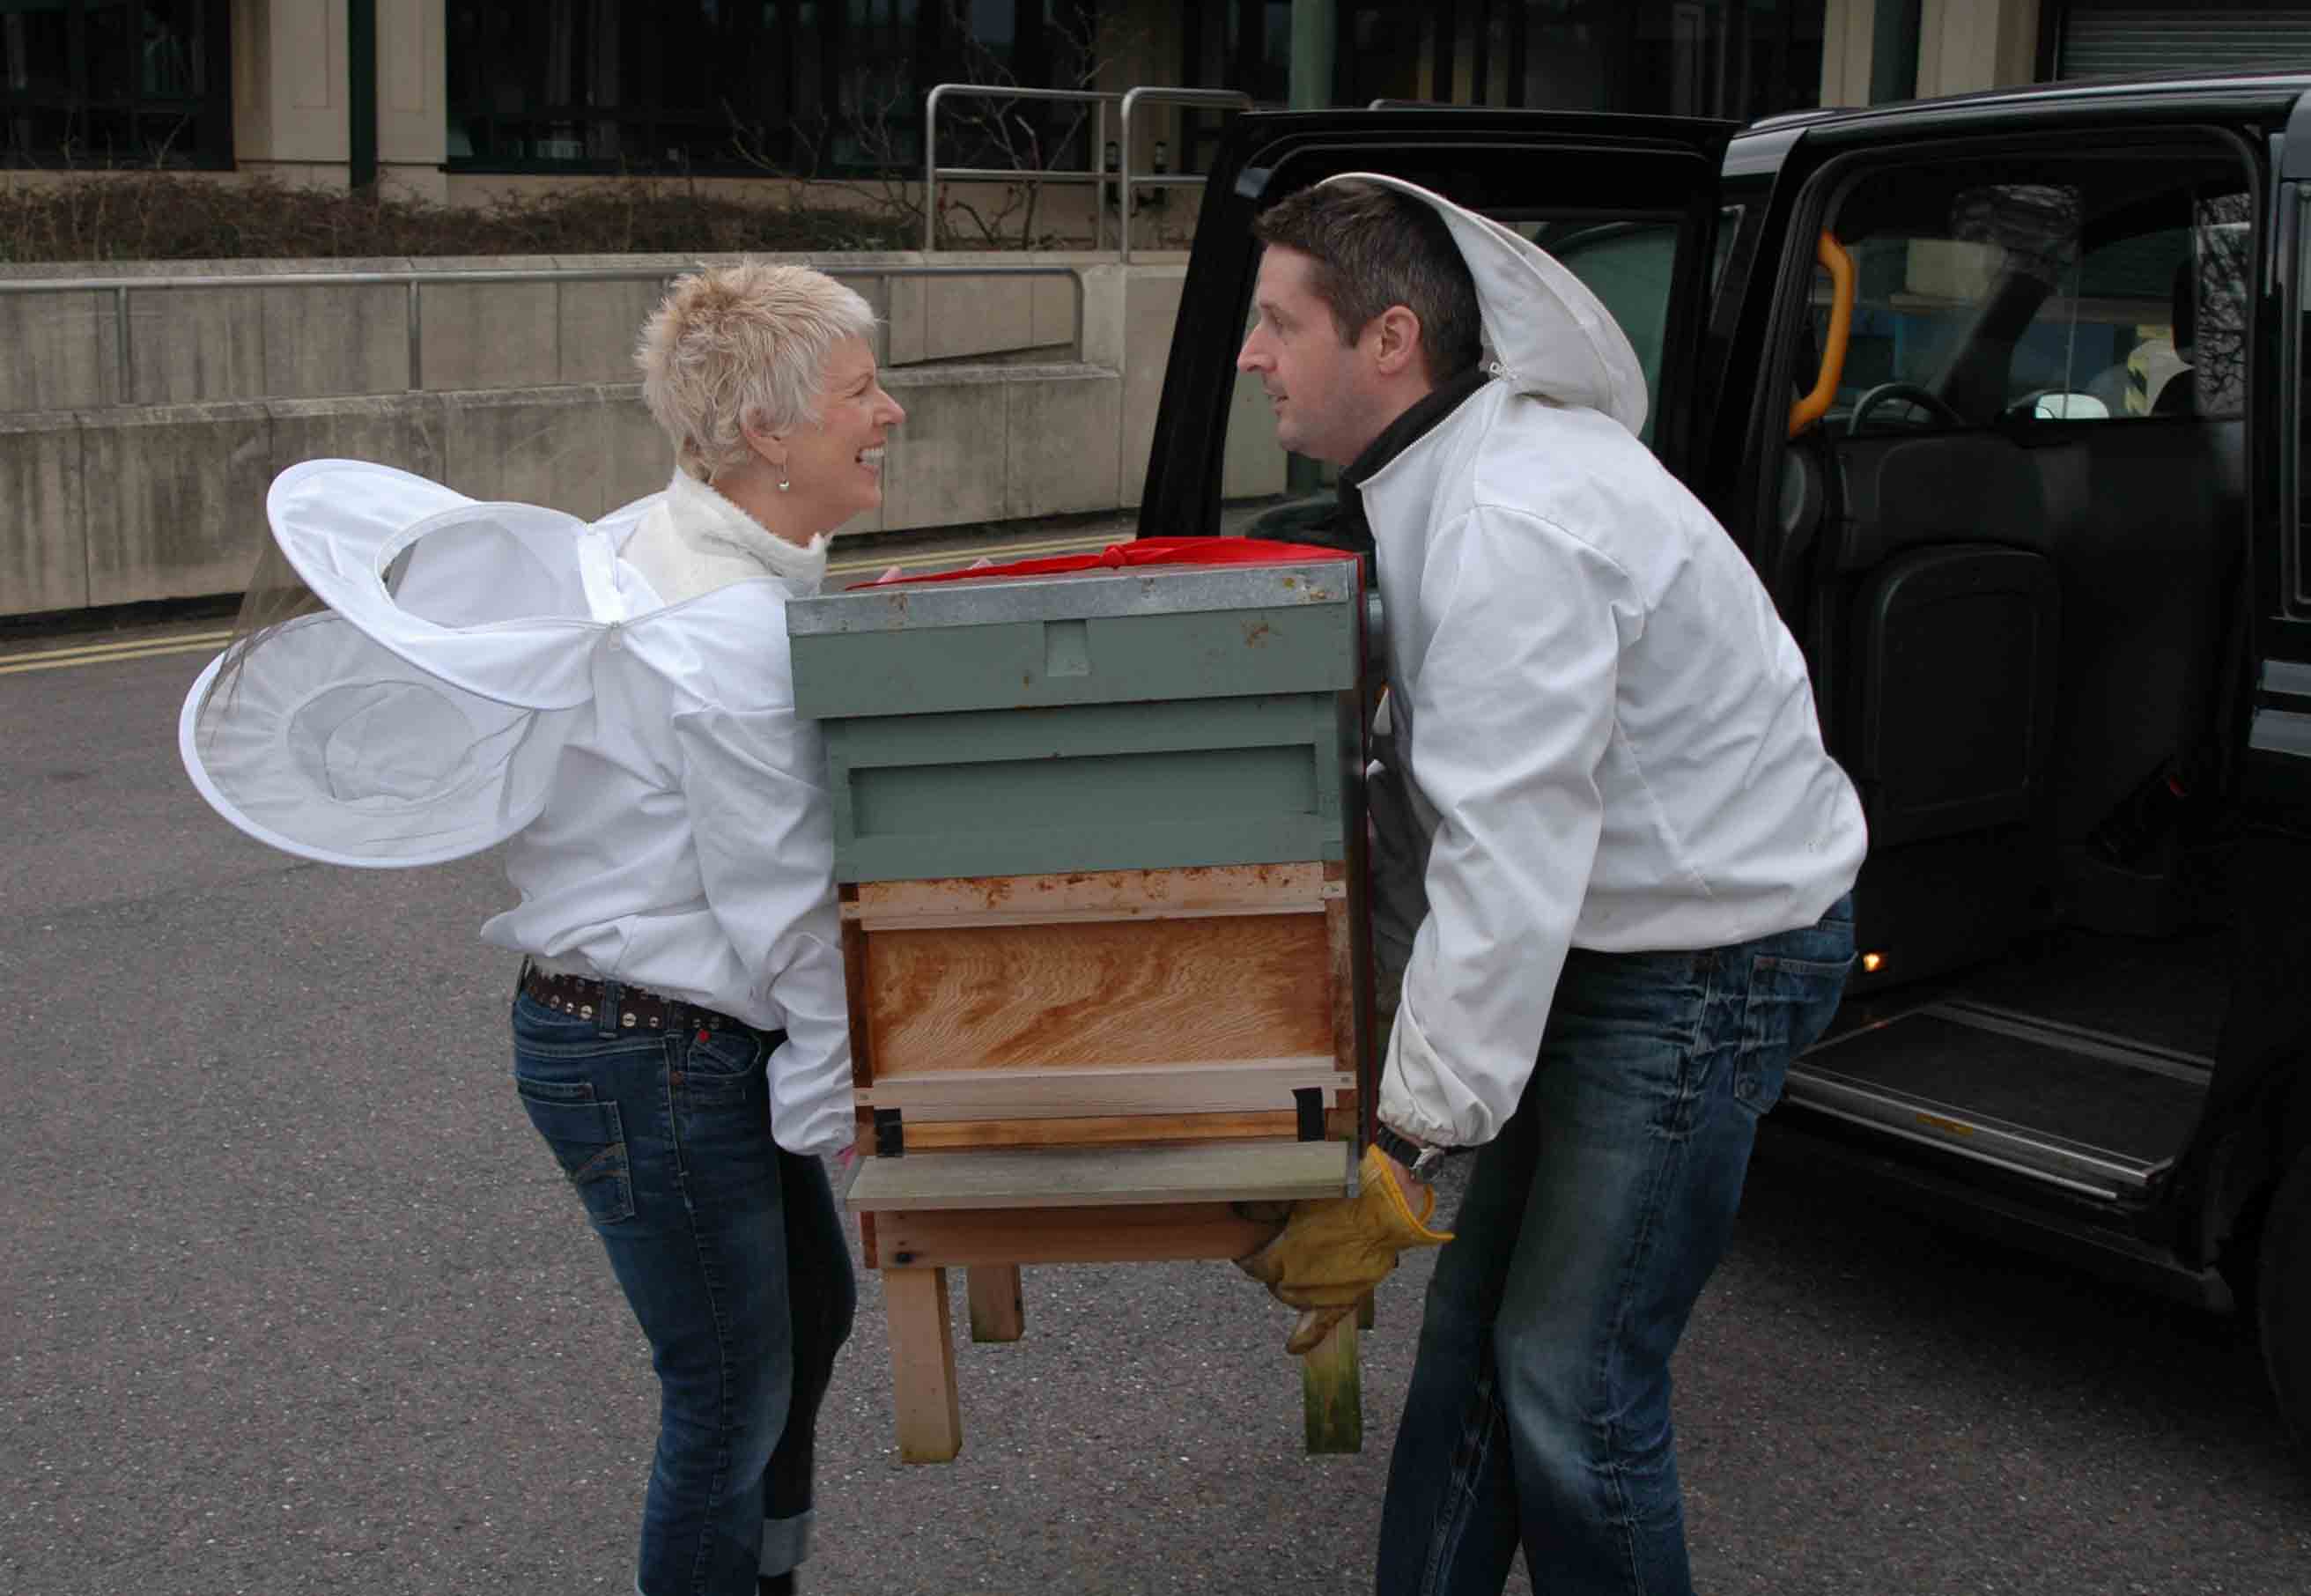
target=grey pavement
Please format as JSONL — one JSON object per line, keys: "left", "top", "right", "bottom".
{"left": 7, "top": 559, "right": 2311, "bottom": 1595}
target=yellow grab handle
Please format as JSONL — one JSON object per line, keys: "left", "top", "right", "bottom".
{"left": 1787, "top": 231, "right": 1856, "bottom": 440}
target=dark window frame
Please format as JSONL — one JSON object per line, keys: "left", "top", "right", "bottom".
{"left": 1456, "top": 0, "right": 1826, "bottom": 122}
{"left": 445, "top": 0, "right": 1102, "bottom": 178}
{"left": 0, "top": 0, "right": 233, "bottom": 170}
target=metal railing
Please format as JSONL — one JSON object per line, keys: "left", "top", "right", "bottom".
{"left": 0, "top": 261, "right": 1086, "bottom": 410}
{"left": 1117, "top": 87, "right": 1253, "bottom": 262}
{"left": 923, "top": 84, "right": 1119, "bottom": 254}
{"left": 922, "top": 82, "right": 1254, "bottom": 256}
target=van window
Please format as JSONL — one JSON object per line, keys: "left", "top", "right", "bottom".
{"left": 1525, "top": 218, "right": 1680, "bottom": 448}
{"left": 1807, "top": 162, "right": 2247, "bottom": 432}
{"left": 1526, "top": 208, "right": 1742, "bottom": 449}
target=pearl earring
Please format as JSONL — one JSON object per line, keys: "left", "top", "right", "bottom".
{"left": 777, "top": 468, "right": 791, "bottom": 492}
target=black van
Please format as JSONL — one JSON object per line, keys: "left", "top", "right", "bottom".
{"left": 1141, "top": 71, "right": 2311, "bottom": 1437}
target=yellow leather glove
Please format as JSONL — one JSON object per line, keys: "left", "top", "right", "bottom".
{"left": 1236, "top": 1143, "right": 1455, "bottom": 1355}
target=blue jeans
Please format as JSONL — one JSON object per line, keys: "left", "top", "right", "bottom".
{"left": 1376, "top": 899, "right": 1854, "bottom": 1596}
{"left": 512, "top": 984, "right": 855, "bottom": 1596}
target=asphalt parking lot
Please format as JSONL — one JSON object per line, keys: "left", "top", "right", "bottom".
{"left": 8, "top": 565, "right": 2311, "bottom": 1594}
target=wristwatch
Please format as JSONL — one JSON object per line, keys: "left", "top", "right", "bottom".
{"left": 1371, "top": 1122, "right": 1463, "bottom": 1183}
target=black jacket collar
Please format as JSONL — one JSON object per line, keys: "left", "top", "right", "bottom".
{"left": 1344, "top": 365, "right": 1491, "bottom": 495}
{"left": 1240, "top": 367, "right": 1490, "bottom": 572}
{"left": 1321, "top": 366, "right": 1492, "bottom": 565}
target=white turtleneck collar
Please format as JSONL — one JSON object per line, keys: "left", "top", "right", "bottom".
{"left": 621, "top": 468, "right": 831, "bottom": 607}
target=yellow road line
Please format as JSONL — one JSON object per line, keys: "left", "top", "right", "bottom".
{"left": 2, "top": 626, "right": 233, "bottom": 667}
{"left": 0, "top": 636, "right": 226, "bottom": 676}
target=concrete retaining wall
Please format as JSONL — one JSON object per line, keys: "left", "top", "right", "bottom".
{"left": 0, "top": 249, "right": 1137, "bottom": 409}
{"left": 0, "top": 251, "right": 1286, "bottom": 617}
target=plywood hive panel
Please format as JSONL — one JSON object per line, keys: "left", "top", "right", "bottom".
{"left": 864, "top": 911, "right": 1336, "bottom": 1075}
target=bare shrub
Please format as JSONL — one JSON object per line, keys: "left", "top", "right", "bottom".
{"left": 731, "top": 0, "right": 1126, "bottom": 251}
{"left": 0, "top": 173, "right": 913, "bottom": 263}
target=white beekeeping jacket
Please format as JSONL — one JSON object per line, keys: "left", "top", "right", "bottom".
{"left": 1332, "top": 174, "right": 1870, "bottom": 1151}
{"left": 181, "top": 460, "right": 852, "bottom": 1156}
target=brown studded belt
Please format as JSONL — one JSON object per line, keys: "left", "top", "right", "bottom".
{"left": 518, "top": 963, "right": 740, "bottom": 1034}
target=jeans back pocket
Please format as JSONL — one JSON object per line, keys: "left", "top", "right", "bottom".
{"left": 678, "top": 1024, "right": 766, "bottom": 1107}
{"left": 514, "top": 1076, "right": 636, "bottom": 1228}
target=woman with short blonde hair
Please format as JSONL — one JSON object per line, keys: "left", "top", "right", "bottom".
{"left": 639, "top": 262, "right": 880, "bottom": 481}
{"left": 498, "top": 261, "right": 904, "bottom": 1596}
{"left": 181, "top": 259, "right": 904, "bottom": 1596}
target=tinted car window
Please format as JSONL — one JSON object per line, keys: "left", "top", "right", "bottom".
{"left": 1809, "top": 159, "right": 2247, "bottom": 432}
{"left": 1524, "top": 218, "right": 1679, "bottom": 447}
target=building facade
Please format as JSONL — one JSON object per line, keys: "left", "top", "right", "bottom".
{"left": 2, "top": 1, "right": 2307, "bottom": 204}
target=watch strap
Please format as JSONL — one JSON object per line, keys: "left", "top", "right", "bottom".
{"left": 1371, "top": 1123, "right": 1429, "bottom": 1168}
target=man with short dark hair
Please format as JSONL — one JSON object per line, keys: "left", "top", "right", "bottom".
{"left": 1232, "top": 175, "right": 1868, "bottom": 1596}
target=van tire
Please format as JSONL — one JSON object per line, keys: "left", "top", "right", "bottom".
{"left": 2257, "top": 1147, "right": 2311, "bottom": 1446}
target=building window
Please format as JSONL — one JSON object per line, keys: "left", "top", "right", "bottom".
{"left": 448, "top": 0, "right": 807, "bottom": 172}
{"left": 0, "top": 0, "right": 231, "bottom": 167}
{"left": 834, "top": 0, "right": 924, "bottom": 168}
{"left": 1340, "top": 1, "right": 1428, "bottom": 106}
{"left": 447, "top": 0, "right": 1102, "bottom": 175}
{"left": 1305, "top": 0, "right": 1824, "bottom": 122}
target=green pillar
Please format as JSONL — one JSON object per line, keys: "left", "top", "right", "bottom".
{"left": 347, "top": 0, "right": 377, "bottom": 189}
{"left": 1289, "top": 0, "right": 1336, "bottom": 109}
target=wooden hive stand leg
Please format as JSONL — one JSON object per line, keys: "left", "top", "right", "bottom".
{"left": 966, "top": 1264, "right": 1026, "bottom": 1343}
{"left": 1301, "top": 1313, "right": 1363, "bottom": 1455}
{"left": 884, "top": 1266, "right": 963, "bottom": 1463}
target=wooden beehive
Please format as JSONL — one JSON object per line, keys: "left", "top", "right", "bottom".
{"left": 786, "top": 550, "right": 1377, "bottom": 1459}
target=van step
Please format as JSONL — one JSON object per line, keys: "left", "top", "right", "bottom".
{"left": 1783, "top": 1001, "right": 2210, "bottom": 1200}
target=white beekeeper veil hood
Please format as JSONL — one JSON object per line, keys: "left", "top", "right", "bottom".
{"left": 179, "top": 458, "right": 649, "bottom": 868}
{"left": 1318, "top": 171, "right": 1649, "bottom": 438}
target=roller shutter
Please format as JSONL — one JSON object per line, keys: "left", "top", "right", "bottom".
{"left": 2056, "top": 2, "right": 2311, "bottom": 79}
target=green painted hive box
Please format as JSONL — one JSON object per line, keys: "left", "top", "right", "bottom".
{"left": 786, "top": 559, "right": 1365, "bottom": 884}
